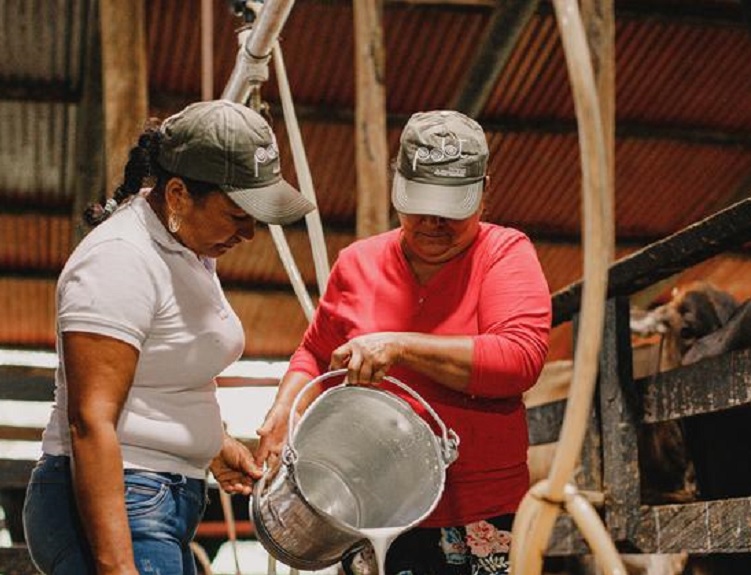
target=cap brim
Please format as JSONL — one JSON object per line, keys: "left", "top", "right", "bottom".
{"left": 225, "top": 179, "right": 316, "bottom": 225}
{"left": 391, "top": 172, "right": 483, "bottom": 220}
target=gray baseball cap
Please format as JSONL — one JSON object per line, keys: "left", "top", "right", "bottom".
{"left": 157, "top": 100, "right": 315, "bottom": 225}
{"left": 392, "top": 110, "right": 488, "bottom": 220}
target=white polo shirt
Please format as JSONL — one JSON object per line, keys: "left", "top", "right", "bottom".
{"left": 42, "top": 194, "right": 245, "bottom": 478}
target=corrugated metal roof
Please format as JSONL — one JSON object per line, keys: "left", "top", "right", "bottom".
{"left": 484, "top": 14, "right": 569, "bottom": 118}
{"left": 0, "top": 102, "right": 77, "bottom": 205}
{"left": 228, "top": 290, "right": 310, "bottom": 357}
{"left": 617, "top": 18, "right": 751, "bottom": 129}
{"left": 0, "top": 278, "right": 56, "bottom": 348}
{"left": 0, "top": 213, "right": 72, "bottom": 271}
{"left": 615, "top": 139, "right": 751, "bottom": 235}
{"left": 0, "top": 0, "right": 86, "bottom": 205}
{"left": 383, "top": 5, "right": 489, "bottom": 113}
{"left": 1, "top": 0, "right": 751, "bottom": 360}
{"left": 2, "top": 0, "right": 86, "bottom": 83}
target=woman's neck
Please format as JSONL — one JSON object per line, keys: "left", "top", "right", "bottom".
{"left": 401, "top": 243, "right": 446, "bottom": 285}
{"left": 145, "top": 190, "right": 168, "bottom": 227}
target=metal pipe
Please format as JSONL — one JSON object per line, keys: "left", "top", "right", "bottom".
{"left": 273, "top": 42, "right": 331, "bottom": 294}
{"left": 221, "top": 1, "right": 318, "bottom": 322}
{"left": 246, "top": 0, "right": 296, "bottom": 58}
{"left": 221, "top": 0, "right": 297, "bottom": 102}
{"left": 269, "top": 225, "right": 315, "bottom": 322}
{"left": 222, "top": 28, "right": 259, "bottom": 103}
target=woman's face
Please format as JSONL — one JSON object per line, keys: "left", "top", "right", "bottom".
{"left": 168, "top": 180, "right": 256, "bottom": 257}
{"left": 398, "top": 207, "right": 482, "bottom": 265}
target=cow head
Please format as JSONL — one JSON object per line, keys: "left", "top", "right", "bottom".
{"left": 631, "top": 281, "right": 738, "bottom": 370}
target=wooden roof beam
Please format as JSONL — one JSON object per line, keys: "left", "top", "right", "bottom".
{"left": 354, "top": 0, "right": 390, "bottom": 238}
{"left": 67, "top": 0, "right": 149, "bottom": 246}
{"left": 382, "top": 0, "right": 746, "bottom": 28}
{"left": 279, "top": 103, "right": 751, "bottom": 148}
{"left": 612, "top": 0, "right": 746, "bottom": 27}
{"left": 70, "top": 0, "right": 105, "bottom": 245}
{"left": 149, "top": 93, "right": 751, "bottom": 150}
{"left": 451, "top": 0, "right": 539, "bottom": 119}
{"left": 99, "top": 0, "right": 149, "bottom": 196}
{"left": 0, "top": 81, "right": 80, "bottom": 103}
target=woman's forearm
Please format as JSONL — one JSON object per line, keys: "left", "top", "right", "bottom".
{"left": 274, "top": 370, "right": 321, "bottom": 415}
{"left": 330, "top": 331, "right": 475, "bottom": 391}
{"left": 395, "top": 333, "right": 474, "bottom": 391}
{"left": 70, "top": 424, "right": 138, "bottom": 575}
{"left": 63, "top": 331, "right": 140, "bottom": 574}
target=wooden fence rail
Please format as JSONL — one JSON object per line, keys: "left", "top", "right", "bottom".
{"left": 530, "top": 196, "right": 751, "bottom": 560}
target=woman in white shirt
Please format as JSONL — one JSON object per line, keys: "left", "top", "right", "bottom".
{"left": 23, "top": 100, "right": 314, "bottom": 575}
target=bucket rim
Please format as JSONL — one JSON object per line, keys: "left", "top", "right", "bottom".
{"left": 288, "top": 370, "right": 460, "bottom": 467}
{"left": 290, "top": 383, "right": 444, "bottom": 450}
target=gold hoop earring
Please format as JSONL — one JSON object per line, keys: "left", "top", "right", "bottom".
{"left": 168, "top": 211, "right": 182, "bottom": 234}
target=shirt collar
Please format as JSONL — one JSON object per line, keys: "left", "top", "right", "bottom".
{"left": 128, "top": 192, "right": 194, "bottom": 256}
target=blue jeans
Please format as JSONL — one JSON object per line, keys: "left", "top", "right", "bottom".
{"left": 23, "top": 454, "right": 208, "bottom": 575}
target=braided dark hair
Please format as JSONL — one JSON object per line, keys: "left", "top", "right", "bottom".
{"left": 84, "top": 119, "right": 162, "bottom": 227}
{"left": 83, "top": 118, "right": 217, "bottom": 228}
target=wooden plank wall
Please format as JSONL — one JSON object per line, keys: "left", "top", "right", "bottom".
{"left": 530, "top": 197, "right": 751, "bottom": 557}
{"left": 0, "top": 366, "right": 264, "bottom": 570}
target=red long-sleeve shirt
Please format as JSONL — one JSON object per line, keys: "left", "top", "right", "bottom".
{"left": 289, "top": 223, "right": 551, "bottom": 526}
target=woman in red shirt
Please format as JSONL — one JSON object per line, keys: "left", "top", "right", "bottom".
{"left": 256, "top": 110, "right": 551, "bottom": 575}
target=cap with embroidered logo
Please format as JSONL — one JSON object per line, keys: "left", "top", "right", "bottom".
{"left": 392, "top": 110, "right": 488, "bottom": 220}
{"left": 157, "top": 100, "right": 315, "bottom": 225}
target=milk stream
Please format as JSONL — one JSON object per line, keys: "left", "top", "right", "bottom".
{"left": 357, "top": 527, "right": 404, "bottom": 575}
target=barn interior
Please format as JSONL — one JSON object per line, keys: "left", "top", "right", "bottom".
{"left": 2, "top": 0, "right": 751, "bottom": 573}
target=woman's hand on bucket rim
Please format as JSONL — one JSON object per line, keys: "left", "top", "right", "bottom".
{"left": 330, "top": 332, "right": 402, "bottom": 386}
{"left": 256, "top": 401, "right": 299, "bottom": 470}
{"left": 256, "top": 371, "right": 322, "bottom": 469}
{"left": 209, "top": 433, "right": 263, "bottom": 495}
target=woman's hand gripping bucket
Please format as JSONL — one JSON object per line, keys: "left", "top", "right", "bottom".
{"left": 251, "top": 369, "right": 460, "bottom": 571}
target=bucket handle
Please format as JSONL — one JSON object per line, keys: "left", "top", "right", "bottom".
{"left": 286, "top": 368, "right": 459, "bottom": 466}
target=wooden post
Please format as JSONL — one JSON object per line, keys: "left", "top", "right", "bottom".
{"left": 598, "top": 297, "right": 641, "bottom": 544}
{"left": 353, "top": 0, "right": 390, "bottom": 238}
{"left": 452, "top": 0, "right": 539, "bottom": 118}
{"left": 581, "top": 0, "right": 615, "bottom": 261}
{"left": 201, "top": 0, "right": 214, "bottom": 101}
{"left": 99, "top": 0, "right": 149, "bottom": 196}
{"left": 71, "top": 0, "right": 105, "bottom": 245}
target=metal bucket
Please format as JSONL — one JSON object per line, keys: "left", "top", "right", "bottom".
{"left": 251, "top": 369, "right": 459, "bottom": 570}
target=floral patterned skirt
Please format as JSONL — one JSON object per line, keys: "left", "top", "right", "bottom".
{"left": 342, "top": 514, "right": 514, "bottom": 575}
